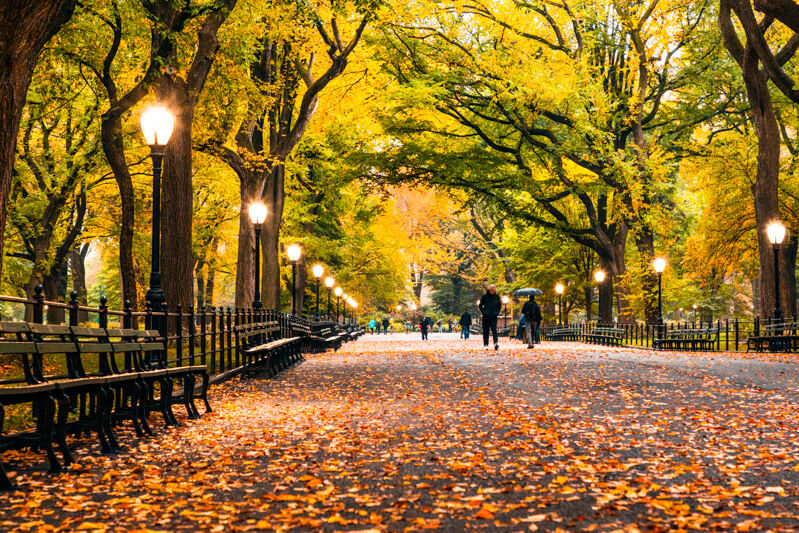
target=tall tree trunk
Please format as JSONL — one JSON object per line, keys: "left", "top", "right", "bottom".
{"left": 742, "top": 48, "right": 785, "bottom": 320}
{"left": 0, "top": 0, "right": 76, "bottom": 283}
{"left": 101, "top": 115, "right": 140, "bottom": 312}
{"left": 634, "top": 229, "right": 658, "bottom": 323}
{"left": 235, "top": 176, "right": 261, "bottom": 308}
{"left": 70, "top": 244, "right": 89, "bottom": 322}
{"left": 159, "top": 76, "right": 194, "bottom": 313}
{"left": 205, "top": 267, "right": 215, "bottom": 308}
{"left": 262, "top": 165, "right": 286, "bottom": 309}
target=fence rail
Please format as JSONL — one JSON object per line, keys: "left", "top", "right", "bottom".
{"left": 538, "top": 318, "right": 779, "bottom": 352}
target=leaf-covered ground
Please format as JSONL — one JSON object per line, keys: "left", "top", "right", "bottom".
{"left": 3, "top": 333, "right": 799, "bottom": 531}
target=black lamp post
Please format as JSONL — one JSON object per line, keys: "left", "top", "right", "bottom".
{"left": 767, "top": 222, "right": 787, "bottom": 323}
{"left": 312, "top": 264, "right": 324, "bottom": 321}
{"left": 653, "top": 258, "right": 667, "bottom": 338}
{"left": 249, "top": 202, "right": 267, "bottom": 309}
{"left": 334, "top": 287, "right": 342, "bottom": 323}
{"left": 555, "top": 283, "right": 564, "bottom": 326}
{"left": 140, "top": 104, "right": 174, "bottom": 333}
{"left": 342, "top": 293, "right": 348, "bottom": 324}
{"left": 325, "top": 277, "right": 334, "bottom": 320}
{"left": 502, "top": 295, "right": 509, "bottom": 328}
{"left": 287, "top": 244, "right": 302, "bottom": 315}
{"left": 594, "top": 271, "right": 605, "bottom": 324}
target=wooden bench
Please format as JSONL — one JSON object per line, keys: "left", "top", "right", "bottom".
{"left": 310, "top": 325, "right": 344, "bottom": 352}
{"left": 654, "top": 327, "right": 719, "bottom": 351}
{"left": 545, "top": 327, "right": 581, "bottom": 341}
{"left": 584, "top": 327, "right": 624, "bottom": 346}
{"left": 747, "top": 321, "right": 799, "bottom": 352}
{"left": 234, "top": 321, "right": 303, "bottom": 376}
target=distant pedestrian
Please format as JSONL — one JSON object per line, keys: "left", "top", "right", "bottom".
{"left": 447, "top": 318, "right": 453, "bottom": 332}
{"left": 382, "top": 317, "right": 390, "bottom": 335}
{"left": 521, "top": 295, "right": 542, "bottom": 349}
{"left": 369, "top": 318, "right": 376, "bottom": 334}
{"left": 459, "top": 310, "right": 472, "bottom": 340}
{"left": 419, "top": 313, "right": 430, "bottom": 340}
{"left": 405, "top": 320, "right": 411, "bottom": 334}
{"left": 479, "top": 284, "right": 502, "bottom": 350}
{"left": 376, "top": 320, "right": 381, "bottom": 334}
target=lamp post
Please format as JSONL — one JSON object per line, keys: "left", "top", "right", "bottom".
{"left": 594, "top": 271, "right": 605, "bottom": 324}
{"left": 312, "top": 264, "right": 324, "bottom": 321}
{"left": 352, "top": 300, "right": 358, "bottom": 325}
{"left": 342, "top": 294, "right": 348, "bottom": 324}
{"left": 286, "top": 244, "right": 302, "bottom": 315}
{"left": 334, "top": 287, "right": 343, "bottom": 323}
{"left": 692, "top": 303, "right": 697, "bottom": 324}
{"left": 502, "top": 295, "right": 509, "bottom": 328}
{"left": 411, "top": 302, "right": 417, "bottom": 323}
{"left": 555, "top": 283, "right": 564, "bottom": 326}
{"left": 140, "top": 104, "right": 174, "bottom": 333}
{"left": 325, "top": 277, "right": 334, "bottom": 320}
{"left": 767, "top": 221, "right": 787, "bottom": 323}
{"left": 653, "top": 257, "right": 667, "bottom": 339}
{"left": 249, "top": 202, "right": 267, "bottom": 309}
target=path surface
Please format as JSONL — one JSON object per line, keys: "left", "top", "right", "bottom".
{"left": 4, "top": 335, "right": 799, "bottom": 531}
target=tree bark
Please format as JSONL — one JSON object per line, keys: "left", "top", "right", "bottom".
{"left": 70, "top": 244, "right": 89, "bottom": 322}
{"left": 0, "top": 0, "right": 76, "bottom": 283}
{"left": 262, "top": 165, "right": 286, "bottom": 310}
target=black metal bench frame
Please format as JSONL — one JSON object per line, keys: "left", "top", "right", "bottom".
{"left": 654, "top": 327, "right": 719, "bottom": 351}
{"left": 584, "top": 327, "right": 625, "bottom": 346}
{"left": 747, "top": 322, "right": 799, "bottom": 352}
{"left": 545, "top": 327, "right": 581, "bottom": 341}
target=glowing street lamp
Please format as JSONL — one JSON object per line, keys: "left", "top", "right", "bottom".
{"left": 325, "top": 276, "right": 334, "bottom": 320}
{"left": 312, "top": 264, "right": 324, "bottom": 321}
{"left": 334, "top": 287, "right": 343, "bottom": 323}
{"left": 653, "top": 258, "right": 667, "bottom": 327}
{"left": 502, "top": 295, "right": 510, "bottom": 328}
{"left": 286, "top": 244, "right": 302, "bottom": 315}
{"left": 767, "top": 221, "right": 788, "bottom": 322}
{"left": 140, "top": 104, "right": 174, "bottom": 332}
{"left": 248, "top": 202, "right": 267, "bottom": 309}
{"left": 555, "top": 283, "right": 564, "bottom": 326}
{"left": 594, "top": 271, "right": 605, "bottom": 324}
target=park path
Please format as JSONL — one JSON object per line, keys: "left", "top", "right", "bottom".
{"left": 4, "top": 335, "right": 799, "bottom": 531}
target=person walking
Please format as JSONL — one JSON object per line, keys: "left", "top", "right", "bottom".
{"left": 479, "top": 284, "right": 502, "bottom": 350}
{"left": 405, "top": 320, "right": 411, "bottom": 334}
{"left": 382, "top": 317, "right": 390, "bottom": 335}
{"left": 459, "top": 310, "right": 472, "bottom": 340}
{"left": 368, "top": 318, "right": 376, "bottom": 334}
{"left": 419, "top": 313, "right": 430, "bottom": 340}
{"left": 521, "top": 295, "right": 543, "bottom": 349}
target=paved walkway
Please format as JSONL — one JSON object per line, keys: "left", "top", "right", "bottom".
{"left": 3, "top": 336, "right": 799, "bottom": 531}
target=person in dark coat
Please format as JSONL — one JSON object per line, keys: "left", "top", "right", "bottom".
{"left": 419, "top": 313, "right": 430, "bottom": 340}
{"left": 478, "top": 284, "right": 502, "bottom": 350}
{"left": 521, "top": 295, "right": 543, "bottom": 349}
{"left": 459, "top": 310, "right": 472, "bottom": 339}
{"left": 382, "top": 317, "right": 390, "bottom": 334}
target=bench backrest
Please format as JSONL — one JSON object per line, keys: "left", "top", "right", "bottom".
{"left": 594, "top": 327, "right": 624, "bottom": 337}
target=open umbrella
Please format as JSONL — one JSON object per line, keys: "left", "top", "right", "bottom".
{"left": 513, "top": 287, "right": 543, "bottom": 297}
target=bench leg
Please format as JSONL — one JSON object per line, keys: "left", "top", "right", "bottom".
{"left": 199, "top": 372, "right": 212, "bottom": 414}
{"left": 0, "top": 403, "right": 13, "bottom": 490}
{"left": 55, "top": 390, "right": 74, "bottom": 466}
{"left": 137, "top": 381, "right": 154, "bottom": 436}
{"left": 41, "top": 394, "right": 61, "bottom": 474}
{"left": 128, "top": 382, "right": 146, "bottom": 438}
{"left": 183, "top": 375, "right": 200, "bottom": 420}
{"left": 94, "top": 390, "right": 114, "bottom": 454}
{"left": 160, "top": 377, "right": 179, "bottom": 427}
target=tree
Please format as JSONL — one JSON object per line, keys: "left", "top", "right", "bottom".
{"left": 364, "top": 0, "right": 723, "bottom": 323}
{"left": 199, "top": 1, "right": 373, "bottom": 309}
{"left": 0, "top": 0, "right": 77, "bottom": 284}
{"left": 719, "top": 0, "right": 798, "bottom": 318}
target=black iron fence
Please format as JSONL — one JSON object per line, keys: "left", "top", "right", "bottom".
{"left": 539, "top": 319, "right": 779, "bottom": 352}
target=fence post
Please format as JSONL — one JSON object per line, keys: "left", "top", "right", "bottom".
{"left": 717, "top": 320, "right": 721, "bottom": 351}
{"left": 189, "top": 306, "right": 196, "bottom": 366}
{"left": 69, "top": 291, "right": 79, "bottom": 326}
{"left": 210, "top": 307, "right": 217, "bottom": 375}
{"left": 99, "top": 296, "right": 108, "bottom": 329}
{"left": 201, "top": 307, "right": 208, "bottom": 367}
{"left": 725, "top": 319, "right": 729, "bottom": 351}
{"left": 33, "top": 285, "right": 44, "bottom": 324}
{"left": 734, "top": 318, "right": 739, "bottom": 351}
{"left": 176, "top": 304, "right": 184, "bottom": 367}
{"left": 229, "top": 308, "right": 236, "bottom": 368}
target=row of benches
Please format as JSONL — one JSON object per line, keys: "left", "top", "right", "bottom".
{"left": 546, "top": 326, "right": 720, "bottom": 351}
